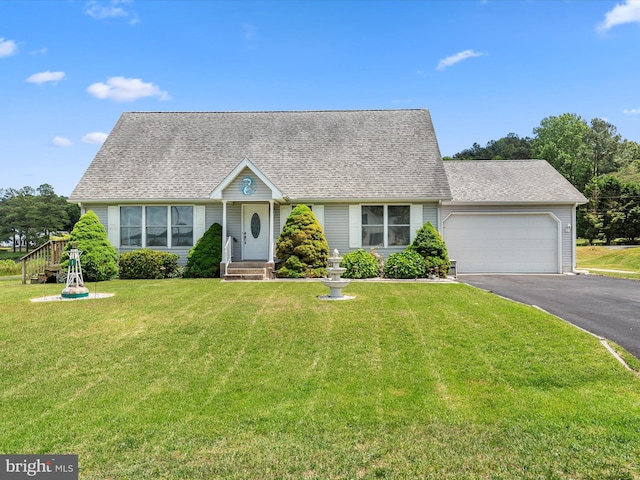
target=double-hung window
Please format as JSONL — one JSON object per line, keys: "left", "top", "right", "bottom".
{"left": 362, "top": 205, "right": 410, "bottom": 247}
{"left": 120, "top": 206, "right": 194, "bottom": 248}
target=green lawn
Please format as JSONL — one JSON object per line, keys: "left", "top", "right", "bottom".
{"left": 1, "top": 279, "right": 639, "bottom": 479}
{"left": 577, "top": 246, "right": 640, "bottom": 280}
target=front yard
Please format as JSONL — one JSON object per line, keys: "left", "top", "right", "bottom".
{"left": 1, "top": 279, "right": 639, "bottom": 479}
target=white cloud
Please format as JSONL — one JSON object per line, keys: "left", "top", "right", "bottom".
{"left": 598, "top": 0, "right": 640, "bottom": 32}
{"left": 30, "top": 47, "right": 48, "bottom": 56}
{"left": 82, "top": 132, "right": 109, "bottom": 144}
{"left": 0, "top": 38, "right": 18, "bottom": 57}
{"left": 26, "top": 71, "right": 66, "bottom": 85}
{"left": 85, "top": 0, "right": 139, "bottom": 25}
{"left": 86, "top": 76, "right": 171, "bottom": 102}
{"left": 623, "top": 108, "right": 640, "bottom": 115}
{"left": 436, "top": 49, "right": 485, "bottom": 71}
{"left": 52, "top": 136, "right": 72, "bottom": 147}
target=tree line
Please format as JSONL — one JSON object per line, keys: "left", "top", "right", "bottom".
{"left": 445, "top": 113, "right": 640, "bottom": 244}
{"left": 0, "top": 184, "right": 80, "bottom": 253}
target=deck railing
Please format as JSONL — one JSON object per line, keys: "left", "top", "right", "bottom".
{"left": 20, "top": 239, "right": 68, "bottom": 284}
{"left": 223, "top": 236, "right": 233, "bottom": 276}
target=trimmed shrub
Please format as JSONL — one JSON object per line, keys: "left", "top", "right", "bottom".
{"left": 410, "top": 222, "right": 450, "bottom": 278}
{"left": 340, "top": 249, "right": 380, "bottom": 279}
{"left": 276, "top": 205, "right": 329, "bottom": 278}
{"left": 119, "top": 249, "right": 180, "bottom": 279}
{"left": 384, "top": 249, "right": 426, "bottom": 279}
{"left": 61, "top": 210, "right": 118, "bottom": 282}
{"left": 184, "top": 223, "right": 222, "bottom": 278}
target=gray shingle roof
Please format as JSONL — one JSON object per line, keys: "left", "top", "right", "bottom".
{"left": 443, "top": 160, "right": 588, "bottom": 204}
{"left": 70, "top": 109, "right": 451, "bottom": 202}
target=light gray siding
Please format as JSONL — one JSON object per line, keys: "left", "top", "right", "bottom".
{"left": 442, "top": 204, "right": 576, "bottom": 272}
{"left": 84, "top": 205, "right": 108, "bottom": 226}
{"left": 223, "top": 168, "right": 273, "bottom": 202}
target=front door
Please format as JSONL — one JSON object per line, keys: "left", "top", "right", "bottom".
{"left": 242, "top": 204, "right": 269, "bottom": 260}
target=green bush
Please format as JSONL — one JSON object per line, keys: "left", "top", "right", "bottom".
{"left": 61, "top": 210, "right": 119, "bottom": 282}
{"left": 340, "top": 249, "right": 381, "bottom": 279}
{"left": 119, "top": 249, "right": 181, "bottom": 279}
{"left": 0, "top": 259, "right": 20, "bottom": 276}
{"left": 411, "top": 222, "right": 450, "bottom": 278}
{"left": 276, "top": 205, "right": 329, "bottom": 278}
{"left": 384, "top": 250, "right": 426, "bottom": 279}
{"left": 184, "top": 223, "right": 222, "bottom": 278}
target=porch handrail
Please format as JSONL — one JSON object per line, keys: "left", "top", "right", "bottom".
{"left": 224, "top": 236, "right": 232, "bottom": 276}
{"left": 20, "top": 239, "right": 68, "bottom": 284}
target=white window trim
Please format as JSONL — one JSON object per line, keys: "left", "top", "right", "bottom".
{"left": 111, "top": 205, "right": 198, "bottom": 249}
{"left": 349, "top": 204, "right": 423, "bottom": 248}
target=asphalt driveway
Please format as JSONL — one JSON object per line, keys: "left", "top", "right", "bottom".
{"left": 457, "top": 274, "right": 640, "bottom": 360}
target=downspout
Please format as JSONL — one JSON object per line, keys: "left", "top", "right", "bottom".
{"left": 572, "top": 203, "right": 578, "bottom": 273}
{"left": 437, "top": 200, "right": 442, "bottom": 232}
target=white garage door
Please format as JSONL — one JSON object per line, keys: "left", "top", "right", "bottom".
{"left": 443, "top": 213, "right": 560, "bottom": 274}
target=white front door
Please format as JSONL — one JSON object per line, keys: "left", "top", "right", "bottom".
{"left": 242, "top": 204, "right": 270, "bottom": 260}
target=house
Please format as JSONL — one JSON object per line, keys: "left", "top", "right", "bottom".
{"left": 69, "top": 109, "right": 587, "bottom": 275}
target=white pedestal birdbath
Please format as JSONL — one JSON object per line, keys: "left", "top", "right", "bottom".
{"left": 320, "top": 249, "right": 354, "bottom": 300}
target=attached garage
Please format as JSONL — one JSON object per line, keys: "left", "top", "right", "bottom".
{"left": 443, "top": 213, "right": 560, "bottom": 274}
{"left": 442, "top": 160, "right": 588, "bottom": 274}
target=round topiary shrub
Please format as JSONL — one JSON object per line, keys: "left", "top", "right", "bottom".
{"left": 184, "top": 223, "right": 222, "bottom": 278}
{"left": 410, "top": 222, "right": 450, "bottom": 278}
{"left": 61, "top": 210, "right": 118, "bottom": 282}
{"left": 119, "top": 249, "right": 180, "bottom": 279}
{"left": 340, "top": 249, "right": 380, "bottom": 279}
{"left": 383, "top": 249, "right": 426, "bottom": 279}
{"left": 276, "top": 205, "right": 329, "bottom": 278}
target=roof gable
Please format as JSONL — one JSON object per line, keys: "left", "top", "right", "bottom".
{"left": 69, "top": 109, "right": 451, "bottom": 202}
{"left": 210, "top": 158, "right": 284, "bottom": 200}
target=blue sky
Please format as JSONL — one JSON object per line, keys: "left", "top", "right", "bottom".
{"left": 1, "top": 0, "right": 640, "bottom": 197}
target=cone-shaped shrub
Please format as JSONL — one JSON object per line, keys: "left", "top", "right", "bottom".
{"left": 184, "top": 223, "right": 222, "bottom": 278}
{"left": 276, "top": 205, "right": 329, "bottom": 278}
{"left": 410, "top": 221, "right": 450, "bottom": 278}
{"left": 61, "top": 210, "right": 118, "bottom": 282}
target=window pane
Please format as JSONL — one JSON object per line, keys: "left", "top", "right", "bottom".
{"left": 362, "top": 226, "right": 384, "bottom": 246}
{"left": 388, "top": 226, "right": 410, "bottom": 246}
{"left": 171, "top": 206, "right": 193, "bottom": 246}
{"left": 172, "top": 227, "right": 193, "bottom": 246}
{"left": 146, "top": 207, "right": 167, "bottom": 246}
{"left": 120, "top": 207, "right": 142, "bottom": 247}
{"left": 171, "top": 206, "right": 193, "bottom": 226}
{"left": 388, "top": 205, "right": 410, "bottom": 225}
{"left": 121, "top": 206, "right": 142, "bottom": 226}
{"left": 362, "top": 205, "right": 383, "bottom": 226}
{"left": 146, "top": 206, "right": 167, "bottom": 226}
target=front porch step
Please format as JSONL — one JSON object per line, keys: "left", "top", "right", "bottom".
{"left": 223, "top": 262, "right": 273, "bottom": 281}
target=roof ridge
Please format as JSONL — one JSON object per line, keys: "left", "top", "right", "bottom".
{"left": 122, "top": 109, "right": 430, "bottom": 114}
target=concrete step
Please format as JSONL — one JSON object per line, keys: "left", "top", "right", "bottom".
{"left": 226, "top": 267, "right": 266, "bottom": 276}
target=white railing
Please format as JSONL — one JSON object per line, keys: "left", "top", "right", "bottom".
{"left": 224, "top": 236, "right": 232, "bottom": 276}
